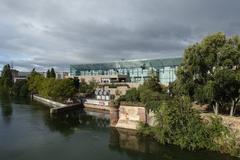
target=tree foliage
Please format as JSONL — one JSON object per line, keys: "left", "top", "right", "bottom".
{"left": 50, "top": 79, "right": 77, "bottom": 102}
{"left": 46, "top": 69, "right": 51, "bottom": 78}
{"left": 176, "top": 32, "right": 240, "bottom": 115}
{"left": 79, "top": 78, "right": 97, "bottom": 97}
{"left": 12, "top": 80, "right": 29, "bottom": 97}
{"left": 138, "top": 96, "right": 240, "bottom": 156}
{"left": 119, "top": 88, "right": 140, "bottom": 102}
{"left": 50, "top": 68, "right": 56, "bottom": 78}
{"left": 0, "top": 64, "right": 13, "bottom": 89}
{"left": 118, "top": 76, "right": 165, "bottom": 111}
{"left": 27, "top": 70, "right": 77, "bottom": 102}
{"left": 46, "top": 68, "right": 56, "bottom": 78}
{"left": 28, "top": 69, "right": 44, "bottom": 94}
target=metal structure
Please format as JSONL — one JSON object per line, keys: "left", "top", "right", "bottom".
{"left": 70, "top": 58, "right": 182, "bottom": 85}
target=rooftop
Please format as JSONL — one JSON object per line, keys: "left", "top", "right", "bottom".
{"left": 70, "top": 57, "right": 182, "bottom": 71}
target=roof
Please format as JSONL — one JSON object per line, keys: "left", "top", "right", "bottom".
{"left": 17, "top": 72, "right": 31, "bottom": 77}
{"left": 70, "top": 57, "right": 182, "bottom": 71}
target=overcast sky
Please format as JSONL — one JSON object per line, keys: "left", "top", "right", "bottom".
{"left": 0, "top": 0, "right": 240, "bottom": 72}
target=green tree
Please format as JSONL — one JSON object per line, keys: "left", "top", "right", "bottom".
{"left": 139, "top": 96, "right": 230, "bottom": 152}
{"left": 138, "top": 77, "right": 165, "bottom": 111}
{"left": 50, "top": 79, "right": 77, "bottom": 102}
{"left": 120, "top": 88, "right": 140, "bottom": 102}
{"left": 27, "top": 69, "right": 44, "bottom": 94}
{"left": 79, "top": 78, "right": 97, "bottom": 97}
{"left": 142, "top": 76, "right": 162, "bottom": 92}
{"left": 0, "top": 64, "right": 13, "bottom": 89}
{"left": 79, "top": 78, "right": 88, "bottom": 93}
{"left": 50, "top": 68, "right": 56, "bottom": 78}
{"left": 38, "top": 78, "right": 55, "bottom": 98}
{"left": 12, "top": 80, "right": 29, "bottom": 97}
{"left": 73, "top": 77, "right": 80, "bottom": 90}
{"left": 46, "top": 69, "right": 51, "bottom": 78}
{"left": 214, "top": 69, "right": 240, "bottom": 116}
{"left": 176, "top": 32, "right": 240, "bottom": 115}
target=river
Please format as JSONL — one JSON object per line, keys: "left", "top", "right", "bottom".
{"left": 0, "top": 93, "right": 238, "bottom": 160}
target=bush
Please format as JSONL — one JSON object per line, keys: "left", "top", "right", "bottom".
{"left": 138, "top": 96, "right": 240, "bottom": 156}
{"left": 120, "top": 88, "right": 140, "bottom": 102}
{"left": 120, "top": 101, "right": 145, "bottom": 107}
{"left": 79, "top": 79, "right": 97, "bottom": 97}
{"left": 117, "top": 77, "right": 168, "bottom": 111}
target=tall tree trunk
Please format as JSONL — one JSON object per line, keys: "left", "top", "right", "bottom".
{"left": 213, "top": 102, "right": 219, "bottom": 115}
{"left": 230, "top": 100, "right": 235, "bottom": 116}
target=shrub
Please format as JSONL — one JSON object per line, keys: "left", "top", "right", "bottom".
{"left": 122, "top": 88, "right": 140, "bottom": 102}
{"left": 138, "top": 96, "right": 240, "bottom": 156}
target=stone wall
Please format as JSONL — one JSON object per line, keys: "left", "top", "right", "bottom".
{"left": 201, "top": 113, "right": 240, "bottom": 132}
{"left": 115, "top": 105, "right": 147, "bottom": 130}
{"left": 112, "top": 106, "right": 240, "bottom": 132}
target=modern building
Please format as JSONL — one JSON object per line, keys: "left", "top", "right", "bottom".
{"left": 70, "top": 58, "right": 182, "bottom": 85}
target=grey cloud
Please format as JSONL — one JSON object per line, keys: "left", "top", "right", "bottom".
{"left": 0, "top": 0, "right": 240, "bottom": 71}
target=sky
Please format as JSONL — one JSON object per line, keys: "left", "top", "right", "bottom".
{"left": 0, "top": 0, "right": 240, "bottom": 72}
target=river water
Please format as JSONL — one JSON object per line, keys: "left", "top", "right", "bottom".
{"left": 0, "top": 93, "right": 238, "bottom": 160}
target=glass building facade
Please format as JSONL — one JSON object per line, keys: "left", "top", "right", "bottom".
{"left": 70, "top": 58, "right": 182, "bottom": 85}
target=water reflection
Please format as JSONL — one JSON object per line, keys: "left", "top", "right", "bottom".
{"left": 0, "top": 91, "right": 13, "bottom": 124}
{"left": 109, "top": 128, "right": 239, "bottom": 160}
{"left": 43, "top": 109, "right": 110, "bottom": 137}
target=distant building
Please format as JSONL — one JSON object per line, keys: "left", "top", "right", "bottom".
{"left": 56, "top": 72, "right": 69, "bottom": 79}
{"left": 13, "top": 71, "right": 31, "bottom": 82}
{"left": 9, "top": 70, "right": 32, "bottom": 83}
{"left": 70, "top": 58, "right": 182, "bottom": 85}
{"left": 1, "top": 69, "right": 69, "bottom": 82}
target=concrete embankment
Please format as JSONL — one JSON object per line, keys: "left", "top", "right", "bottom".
{"left": 83, "top": 99, "right": 110, "bottom": 111}
{"left": 33, "top": 95, "right": 82, "bottom": 114}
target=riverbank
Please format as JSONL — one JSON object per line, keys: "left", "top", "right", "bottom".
{"left": 32, "top": 95, "right": 240, "bottom": 133}
{"left": 32, "top": 95, "right": 240, "bottom": 157}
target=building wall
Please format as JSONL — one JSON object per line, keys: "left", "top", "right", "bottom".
{"left": 159, "top": 66, "right": 178, "bottom": 85}
{"left": 70, "top": 58, "right": 181, "bottom": 85}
